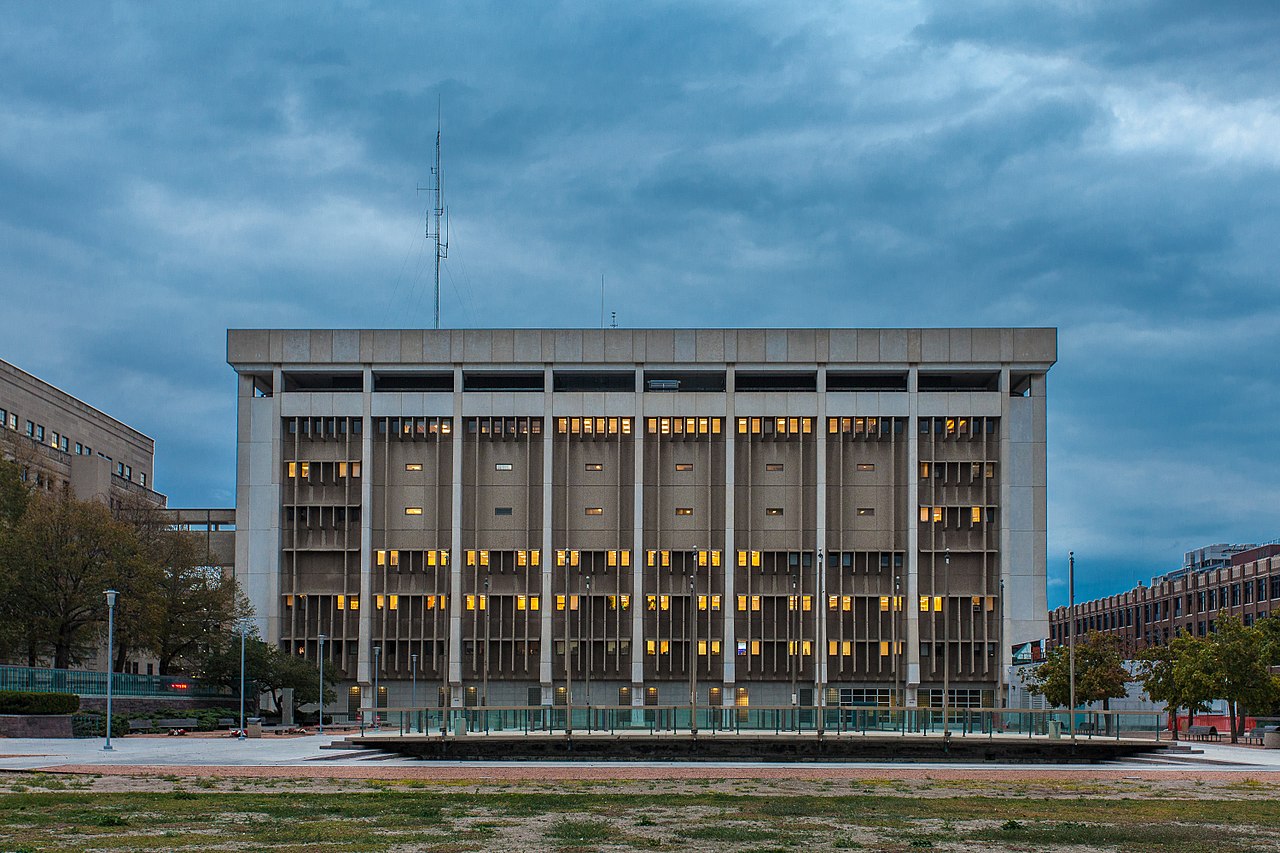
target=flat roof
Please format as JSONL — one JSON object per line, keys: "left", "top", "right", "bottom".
{"left": 228, "top": 328, "right": 1057, "bottom": 369}
{"left": 0, "top": 357, "right": 154, "bottom": 445}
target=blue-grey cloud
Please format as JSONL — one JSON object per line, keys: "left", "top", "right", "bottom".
{"left": 1, "top": 1, "right": 1277, "bottom": 610}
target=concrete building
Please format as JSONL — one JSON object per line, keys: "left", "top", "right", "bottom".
{"left": 0, "top": 357, "right": 163, "bottom": 506}
{"left": 1049, "top": 543, "right": 1280, "bottom": 654}
{"left": 227, "top": 327, "right": 1055, "bottom": 715}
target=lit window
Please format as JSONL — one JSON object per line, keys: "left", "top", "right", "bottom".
{"left": 737, "top": 595, "right": 748, "bottom": 611}
{"left": 337, "top": 595, "right": 346, "bottom": 610}
{"left": 388, "top": 595, "right": 398, "bottom": 611}
{"left": 751, "top": 595, "right": 761, "bottom": 611}
{"left": 405, "top": 507, "right": 423, "bottom": 516}
{"left": 880, "top": 596, "right": 889, "bottom": 612}
{"left": 919, "top": 506, "right": 930, "bottom": 522}
{"left": 530, "top": 596, "right": 540, "bottom": 610}
{"left": 585, "top": 463, "right": 603, "bottom": 472}
{"left": 288, "top": 462, "right": 297, "bottom": 478}
{"left": 675, "top": 507, "right": 693, "bottom": 516}
{"left": 376, "top": 595, "right": 385, "bottom": 610}
{"left": 765, "top": 507, "right": 784, "bottom": 516}
{"left": 971, "top": 506, "right": 983, "bottom": 523}
{"left": 750, "top": 640, "right": 761, "bottom": 656}
{"left": 933, "top": 507, "right": 943, "bottom": 523}
{"left": 349, "top": 597, "right": 359, "bottom": 611}
{"left": 557, "top": 595, "right": 567, "bottom": 611}
{"left": 517, "top": 595, "right": 527, "bottom": 610}
{"left": 495, "top": 463, "right": 513, "bottom": 472}
{"left": 920, "top": 462, "right": 930, "bottom": 478}
{"left": 351, "top": 462, "right": 361, "bottom": 477}
{"left": 880, "top": 640, "right": 891, "bottom": 656}
{"left": 857, "top": 508, "right": 875, "bottom": 516}
{"left": 585, "top": 507, "right": 604, "bottom": 516}
{"left": 659, "top": 595, "right": 670, "bottom": 611}
{"left": 646, "top": 640, "right": 657, "bottom": 655}
{"left": 985, "top": 463, "right": 995, "bottom": 478}
{"left": 698, "top": 640, "right": 708, "bottom": 656}
{"left": 675, "top": 463, "right": 694, "bottom": 472}
{"left": 857, "top": 463, "right": 875, "bottom": 471}
{"left": 405, "top": 463, "right": 423, "bottom": 472}
{"left": 842, "top": 596, "right": 852, "bottom": 611}
{"left": 710, "top": 594, "right": 721, "bottom": 610}
{"left": 299, "top": 462, "right": 310, "bottom": 478}
{"left": 765, "top": 463, "right": 783, "bottom": 472}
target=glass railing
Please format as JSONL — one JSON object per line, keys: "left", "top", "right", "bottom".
{"left": 358, "top": 705, "right": 1169, "bottom": 740}
{"left": 0, "top": 664, "right": 227, "bottom": 699}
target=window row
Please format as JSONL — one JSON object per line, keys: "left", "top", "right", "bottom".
{"left": 286, "top": 460, "right": 362, "bottom": 480}
{"left": 647, "top": 417, "right": 719, "bottom": 436}
{"left": 736, "top": 417, "right": 812, "bottom": 436}
{"left": 559, "top": 417, "right": 632, "bottom": 435}
{"left": 918, "top": 506, "right": 995, "bottom": 523}
{"left": 919, "top": 417, "right": 998, "bottom": 437}
{"left": 919, "top": 461, "right": 995, "bottom": 480}
{"left": 827, "top": 417, "right": 906, "bottom": 436}
{"left": 287, "top": 417, "right": 363, "bottom": 436}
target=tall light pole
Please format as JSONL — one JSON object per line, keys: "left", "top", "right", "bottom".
{"left": 103, "top": 589, "right": 118, "bottom": 752}
{"left": 893, "top": 574, "right": 901, "bottom": 710}
{"left": 943, "top": 548, "right": 950, "bottom": 737}
{"left": 482, "top": 578, "right": 491, "bottom": 710}
{"left": 1068, "top": 551, "right": 1076, "bottom": 743}
{"left": 817, "top": 550, "right": 824, "bottom": 734}
{"left": 372, "top": 645, "right": 381, "bottom": 729}
{"left": 317, "top": 634, "right": 327, "bottom": 736}
{"left": 790, "top": 576, "right": 798, "bottom": 730}
{"left": 997, "top": 577, "right": 1006, "bottom": 719}
{"left": 688, "top": 574, "right": 696, "bottom": 734}
{"left": 239, "top": 621, "right": 249, "bottom": 738}
{"left": 583, "top": 576, "right": 592, "bottom": 709}
{"left": 411, "top": 652, "right": 419, "bottom": 733}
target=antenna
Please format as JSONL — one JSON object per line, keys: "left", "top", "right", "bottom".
{"left": 417, "top": 99, "right": 449, "bottom": 329}
{"left": 600, "top": 274, "right": 605, "bottom": 329}
{"left": 610, "top": 311, "right": 618, "bottom": 329}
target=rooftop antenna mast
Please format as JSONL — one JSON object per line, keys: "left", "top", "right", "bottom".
{"left": 418, "top": 100, "right": 449, "bottom": 329}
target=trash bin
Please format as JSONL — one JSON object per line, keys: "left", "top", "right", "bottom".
{"left": 246, "top": 717, "right": 263, "bottom": 739}
{"left": 1263, "top": 729, "right": 1280, "bottom": 750}
{"left": 452, "top": 718, "right": 467, "bottom": 737}
{"left": 1047, "top": 721, "right": 1062, "bottom": 739}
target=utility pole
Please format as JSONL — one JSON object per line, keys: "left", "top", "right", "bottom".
{"left": 416, "top": 102, "right": 449, "bottom": 329}
{"left": 1068, "top": 551, "right": 1076, "bottom": 743}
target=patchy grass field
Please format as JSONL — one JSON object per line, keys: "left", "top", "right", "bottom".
{"left": 1, "top": 773, "right": 1279, "bottom": 851}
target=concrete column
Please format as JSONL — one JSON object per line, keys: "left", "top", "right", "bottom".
{"left": 358, "top": 367, "right": 374, "bottom": 710}
{"left": 998, "top": 368, "right": 1012, "bottom": 699}
{"left": 631, "top": 368, "right": 645, "bottom": 702}
{"left": 449, "top": 366, "right": 464, "bottom": 706}
{"left": 814, "top": 366, "right": 827, "bottom": 701}
{"left": 540, "top": 369, "right": 554, "bottom": 703}
{"left": 721, "top": 368, "right": 736, "bottom": 700}
{"left": 905, "top": 366, "right": 921, "bottom": 707}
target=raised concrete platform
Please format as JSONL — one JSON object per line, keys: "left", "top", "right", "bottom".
{"left": 341, "top": 731, "right": 1174, "bottom": 764}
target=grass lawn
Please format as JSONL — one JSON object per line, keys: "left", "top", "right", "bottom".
{"left": 0, "top": 773, "right": 1278, "bottom": 851}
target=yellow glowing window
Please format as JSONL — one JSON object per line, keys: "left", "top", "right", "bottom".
{"left": 338, "top": 461, "right": 349, "bottom": 478}
{"left": 802, "top": 641, "right": 812, "bottom": 655}
{"left": 920, "top": 462, "right": 930, "bottom": 479}
{"left": 711, "top": 640, "right": 722, "bottom": 654}
{"left": 388, "top": 595, "right": 398, "bottom": 611}
{"left": 517, "top": 595, "right": 526, "bottom": 610}
{"left": 697, "top": 595, "right": 708, "bottom": 611}
{"left": 737, "top": 595, "right": 748, "bottom": 611}
{"left": 607, "top": 550, "right": 617, "bottom": 567}
{"left": 608, "top": 417, "right": 618, "bottom": 434}
{"left": 287, "top": 462, "right": 297, "bottom": 478}
{"left": 426, "top": 595, "right": 436, "bottom": 610}
{"left": 971, "top": 506, "right": 983, "bottom": 523}
{"left": 946, "top": 418, "right": 956, "bottom": 434}
{"left": 829, "top": 595, "right": 839, "bottom": 610}
{"left": 698, "top": 640, "right": 708, "bottom": 656}
{"left": 479, "top": 550, "right": 490, "bottom": 566}
{"left": 647, "top": 550, "right": 656, "bottom": 567}
{"left": 530, "top": 550, "right": 539, "bottom": 566}
{"left": 750, "top": 640, "right": 761, "bottom": 656}
{"left": 585, "top": 507, "right": 603, "bottom": 516}
{"left": 299, "top": 462, "right": 310, "bottom": 478}
{"left": 738, "top": 550, "right": 747, "bottom": 567}
{"left": 569, "top": 550, "right": 580, "bottom": 567}
{"left": 405, "top": 463, "right": 423, "bottom": 472}
{"left": 607, "top": 595, "right": 617, "bottom": 610}
{"left": 843, "top": 641, "right": 853, "bottom": 655}
{"left": 751, "top": 417, "right": 761, "bottom": 434}
{"left": 828, "top": 640, "right": 839, "bottom": 655}
{"left": 530, "top": 596, "right": 540, "bottom": 611}
{"left": 738, "top": 417, "right": 748, "bottom": 434}
{"left": 285, "top": 594, "right": 294, "bottom": 608}
{"left": 788, "top": 595, "right": 799, "bottom": 611}
{"left": 843, "top": 596, "right": 852, "bottom": 611}
{"left": 405, "top": 507, "right": 423, "bottom": 516}
{"left": 802, "top": 595, "right": 813, "bottom": 611}
{"left": 557, "top": 550, "right": 567, "bottom": 567}
{"left": 920, "top": 596, "right": 929, "bottom": 612}
{"left": 711, "top": 550, "right": 720, "bottom": 567}
{"left": 569, "top": 595, "right": 579, "bottom": 611}
{"left": 349, "top": 597, "right": 359, "bottom": 611}
{"left": 828, "top": 417, "right": 838, "bottom": 433}
{"left": 646, "top": 595, "right": 657, "bottom": 611}
{"left": 439, "top": 595, "right": 446, "bottom": 609}
{"left": 659, "top": 595, "right": 670, "bottom": 611}
{"left": 697, "top": 550, "right": 708, "bottom": 567}
{"left": 517, "top": 550, "right": 528, "bottom": 567}
{"left": 880, "top": 640, "right": 890, "bottom": 656}
{"left": 620, "top": 550, "right": 629, "bottom": 567}
{"left": 659, "top": 640, "right": 670, "bottom": 654}
{"left": 986, "top": 462, "right": 995, "bottom": 478}
{"left": 556, "top": 595, "right": 567, "bottom": 611}
{"left": 934, "top": 597, "right": 943, "bottom": 611}
{"left": 933, "top": 507, "right": 943, "bottom": 523}
{"left": 710, "top": 594, "right": 721, "bottom": 610}
{"left": 751, "top": 595, "right": 761, "bottom": 612}
{"left": 676, "top": 507, "right": 693, "bottom": 516}
{"left": 646, "top": 640, "right": 656, "bottom": 655}
{"left": 919, "top": 507, "right": 930, "bottom": 522}
{"left": 751, "top": 551, "right": 762, "bottom": 567}
{"left": 336, "top": 595, "right": 346, "bottom": 610}
{"left": 558, "top": 417, "right": 569, "bottom": 434}
{"left": 880, "top": 596, "right": 889, "bottom": 612}
{"left": 466, "top": 595, "right": 476, "bottom": 611}
{"left": 660, "top": 417, "right": 670, "bottom": 434}
{"left": 389, "top": 551, "right": 399, "bottom": 566}
{"left": 621, "top": 418, "right": 632, "bottom": 434}
{"left": 479, "top": 594, "right": 488, "bottom": 610}
{"left": 620, "top": 595, "right": 630, "bottom": 609}
{"left": 376, "top": 550, "right": 386, "bottom": 566}
{"left": 986, "top": 596, "right": 995, "bottom": 611}
{"left": 376, "top": 595, "right": 385, "bottom": 610}
{"left": 571, "top": 418, "right": 581, "bottom": 433}
{"left": 647, "top": 418, "right": 657, "bottom": 434}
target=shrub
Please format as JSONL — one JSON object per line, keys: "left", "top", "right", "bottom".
{"left": 0, "top": 691, "right": 80, "bottom": 715}
{"left": 71, "top": 713, "right": 128, "bottom": 739}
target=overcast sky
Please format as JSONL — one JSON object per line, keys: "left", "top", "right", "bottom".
{"left": 2, "top": 1, "right": 1277, "bottom": 607}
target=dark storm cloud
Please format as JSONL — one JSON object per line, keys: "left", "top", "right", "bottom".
{"left": 1, "top": 1, "right": 1277, "bottom": 605}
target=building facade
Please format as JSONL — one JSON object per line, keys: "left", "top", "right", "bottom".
{"left": 1048, "top": 544, "right": 1280, "bottom": 654}
{"left": 228, "top": 328, "right": 1055, "bottom": 714}
{"left": 0, "top": 357, "right": 163, "bottom": 506}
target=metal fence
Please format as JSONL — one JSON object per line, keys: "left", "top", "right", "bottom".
{"left": 0, "top": 664, "right": 227, "bottom": 699}
{"left": 361, "top": 705, "right": 1169, "bottom": 741}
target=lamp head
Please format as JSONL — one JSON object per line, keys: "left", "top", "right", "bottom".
{"left": 104, "top": 589, "right": 118, "bottom": 608}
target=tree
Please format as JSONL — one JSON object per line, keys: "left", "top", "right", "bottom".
{"left": 1024, "top": 631, "right": 1130, "bottom": 730}
{"left": 198, "top": 631, "right": 336, "bottom": 721}
{"left": 1136, "top": 636, "right": 1213, "bottom": 740}
{"left": 1200, "top": 616, "right": 1280, "bottom": 743}
{"left": 0, "top": 490, "right": 140, "bottom": 668}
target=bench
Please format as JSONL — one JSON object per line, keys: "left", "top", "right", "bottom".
{"left": 1243, "top": 728, "right": 1265, "bottom": 745}
{"left": 1187, "top": 724, "right": 1220, "bottom": 742}
{"left": 128, "top": 719, "right": 154, "bottom": 733}
{"left": 156, "top": 717, "right": 199, "bottom": 733}
{"left": 217, "top": 718, "right": 237, "bottom": 729}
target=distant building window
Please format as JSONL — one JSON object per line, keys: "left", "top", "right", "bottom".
{"left": 140, "top": 473, "right": 146, "bottom": 488}
{"left": 50, "top": 431, "right": 59, "bottom": 448}
{"left": 765, "top": 507, "right": 784, "bottom": 516}
{"left": 75, "top": 443, "right": 82, "bottom": 454}
{"left": 765, "top": 463, "right": 784, "bottom": 472}
{"left": 25, "top": 421, "right": 33, "bottom": 437}
{"left": 495, "top": 463, "right": 513, "bottom": 472}
{"left": 675, "top": 507, "right": 693, "bottom": 516}
{"left": 495, "top": 507, "right": 513, "bottom": 516}
{"left": 675, "top": 463, "right": 694, "bottom": 472}
{"left": 405, "top": 507, "right": 424, "bottom": 516}
{"left": 585, "top": 507, "right": 604, "bottom": 516}
{"left": 6, "top": 413, "right": 14, "bottom": 429}
{"left": 35, "top": 425, "right": 44, "bottom": 441}
{"left": 856, "top": 463, "right": 875, "bottom": 471}
{"left": 116, "top": 462, "right": 124, "bottom": 476}
{"left": 585, "top": 463, "right": 604, "bottom": 472}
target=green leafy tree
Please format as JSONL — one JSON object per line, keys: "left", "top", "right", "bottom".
{"left": 1200, "top": 616, "right": 1280, "bottom": 742}
{"left": 198, "top": 631, "right": 336, "bottom": 720}
{"left": 1024, "top": 631, "right": 1130, "bottom": 730}
{"left": 1136, "top": 636, "right": 1213, "bottom": 739}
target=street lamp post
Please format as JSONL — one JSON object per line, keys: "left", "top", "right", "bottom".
{"left": 372, "top": 645, "right": 381, "bottom": 729}
{"left": 790, "top": 577, "right": 798, "bottom": 731}
{"left": 411, "top": 652, "right": 419, "bottom": 733}
{"left": 688, "top": 574, "right": 696, "bottom": 735}
{"left": 584, "top": 576, "right": 593, "bottom": 724}
{"left": 1068, "top": 551, "right": 1076, "bottom": 743}
{"left": 103, "top": 589, "right": 118, "bottom": 752}
{"left": 943, "top": 548, "right": 950, "bottom": 737}
{"left": 239, "top": 621, "right": 249, "bottom": 739}
{"left": 997, "top": 576, "right": 1006, "bottom": 720}
{"left": 893, "top": 574, "right": 901, "bottom": 713}
{"left": 317, "top": 634, "right": 327, "bottom": 736}
{"left": 817, "top": 550, "right": 824, "bottom": 735}
{"left": 482, "top": 578, "right": 490, "bottom": 712}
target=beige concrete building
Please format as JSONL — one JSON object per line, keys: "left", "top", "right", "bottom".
{"left": 228, "top": 328, "right": 1055, "bottom": 715}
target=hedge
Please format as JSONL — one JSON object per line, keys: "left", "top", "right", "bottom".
{"left": 0, "top": 691, "right": 80, "bottom": 715}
